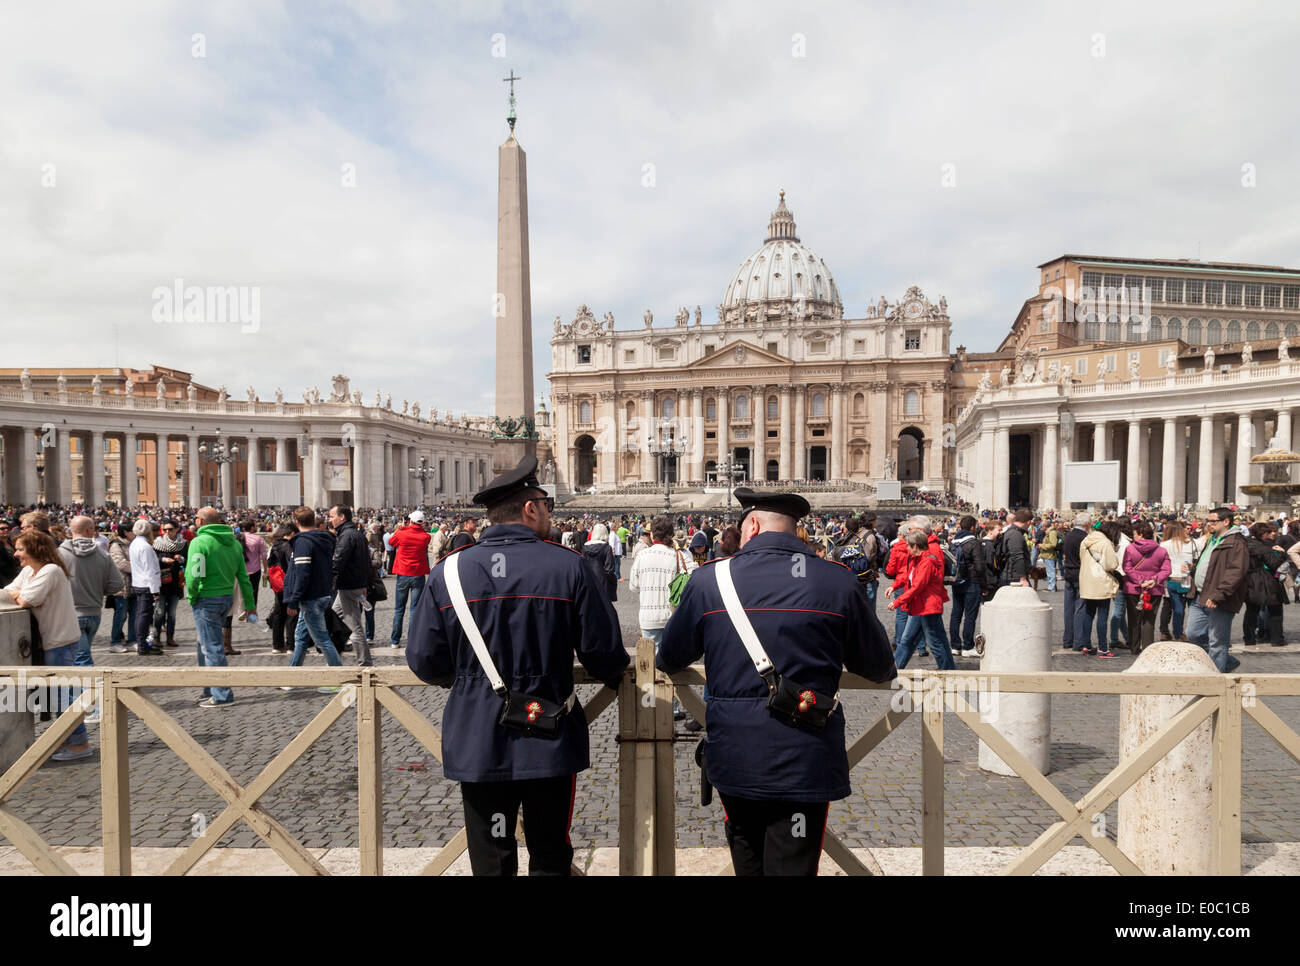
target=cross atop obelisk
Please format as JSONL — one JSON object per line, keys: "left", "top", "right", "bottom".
{"left": 493, "top": 71, "right": 536, "bottom": 474}
{"left": 503, "top": 70, "right": 522, "bottom": 135}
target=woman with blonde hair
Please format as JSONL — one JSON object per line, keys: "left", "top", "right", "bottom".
{"left": 3, "top": 530, "right": 91, "bottom": 760}
{"left": 1158, "top": 520, "right": 1198, "bottom": 641}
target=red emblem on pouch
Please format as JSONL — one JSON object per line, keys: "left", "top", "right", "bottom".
{"left": 526, "top": 701, "right": 544, "bottom": 723}
{"left": 797, "top": 690, "right": 816, "bottom": 713}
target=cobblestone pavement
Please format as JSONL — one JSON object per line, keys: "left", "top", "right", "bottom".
{"left": 11, "top": 578, "right": 1300, "bottom": 851}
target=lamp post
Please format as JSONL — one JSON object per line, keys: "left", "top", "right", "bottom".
{"left": 198, "top": 432, "right": 241, "bottom": 510}
{"left": 648, "top": 421, "right": 683, "bottom": 513}
{"left": 409, "top": 456, "right": 434, "bottom": 512}
{"left": 716, "top": 450, "right": 747, "bottom": 517}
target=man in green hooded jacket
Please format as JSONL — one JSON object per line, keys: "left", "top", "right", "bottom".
{"left": 185, "top": 506, "right": 256, "bottom": 708}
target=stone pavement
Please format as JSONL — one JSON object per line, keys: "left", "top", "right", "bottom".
{"left": 6, "top": 577, "right": 1300, "bottom": 855}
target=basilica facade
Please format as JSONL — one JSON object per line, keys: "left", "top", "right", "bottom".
{"left": 547, "top": 194, "right": 953, "bottom": 496}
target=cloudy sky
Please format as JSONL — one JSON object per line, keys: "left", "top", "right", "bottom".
{"left": 3, "top": 0, "right": 1298, "bottom": 415}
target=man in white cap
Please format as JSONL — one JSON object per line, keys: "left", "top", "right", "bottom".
{"left": 387, "top": 509, "right": 431, "bottom": 648}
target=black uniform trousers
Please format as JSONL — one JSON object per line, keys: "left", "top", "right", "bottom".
{"left": 461, "top": 774, "right": 576, "bottom": 876}
{"left": 719, "top": 793, "right": 829, "bottom": 876}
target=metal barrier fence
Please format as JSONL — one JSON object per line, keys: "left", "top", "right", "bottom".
{"left": 1, "top": 641, "right": 1298, "bottom": 876}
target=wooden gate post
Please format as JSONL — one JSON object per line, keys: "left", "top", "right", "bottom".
{"left": 100, "top": 673, "right": 131, "bottom": 876}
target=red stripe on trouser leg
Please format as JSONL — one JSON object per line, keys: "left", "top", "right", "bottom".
{"left": 566, "top": 774, "right": 576, "bottom": 846}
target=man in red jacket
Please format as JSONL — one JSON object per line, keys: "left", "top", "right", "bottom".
{"left": 388, "top": 510, "right": 432, "bottom": 648}
{"left": 887, "top": 529, "right": 955, "bottom": 669}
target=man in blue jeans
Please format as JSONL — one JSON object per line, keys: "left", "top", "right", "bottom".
{"left": 57, "top": 515, "right": 124, "bottom": 728}
{"left": 1184, "top": 508, "right": 1248, "bottom": 673}
{"left": 387, "top": 510, "right": 431, "bottom": 647}
{"left": 282, "top": 506, "right": 344, "bottom": 690}
{"left": 185, "top": 507, "right": 256, "bottom": 708}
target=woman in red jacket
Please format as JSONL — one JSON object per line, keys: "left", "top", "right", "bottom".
{"left": 887, "top": 530, "right": 955, "bottom": 669}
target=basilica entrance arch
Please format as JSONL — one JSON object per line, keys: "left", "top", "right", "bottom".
{"left": 898, "top": 427, "right": 924, "bottom": 482}
{"left": 574, "top": 434, "right": 596, "bottom": 489}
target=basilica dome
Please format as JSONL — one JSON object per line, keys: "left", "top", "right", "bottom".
{"left": 720, "top": 192, "right": 842, "bottom": 324}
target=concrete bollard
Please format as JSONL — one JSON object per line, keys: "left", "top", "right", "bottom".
{"left": 0, "top": 602, "right": 34, "bottom": 776}
{"left": 1118, "top": 641, "right": 1216, "bottom": 874}
{"left": 977, "top": 585, "right": 1052, "bottom": 776}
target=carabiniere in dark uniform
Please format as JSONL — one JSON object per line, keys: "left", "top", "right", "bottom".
{"left": 657, "top": 487, "right": 897, "bottom": 876}
{"left": 407, "top": 456, "right": 629, "bottom": 876}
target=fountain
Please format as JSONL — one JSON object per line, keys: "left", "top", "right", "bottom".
{"left": 1241, "top": 435, "right": 1300, "bottom": 514}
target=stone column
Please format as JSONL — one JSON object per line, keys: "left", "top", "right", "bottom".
{"left": 383, "top": 441, "right": 393, "bottom": 506}
{"left": 716, "top": 389, "right": 729, "bottom": 469}
{"left": 87, "top": 431, "right": 105, "bottom": 507}
{"left": 121, "top": 432, "right": 138, "bottom": 507}
{"left": 830, "top": 386, "right": 845, "bottom": 481}
{"left": 1279, "top": 408, "right": 1295, "bottom": 483}
{"left": 993, "top": 425, "right": 1010, "bottom": 509}
{"left": 21, "top": 428, "right": 38, "bottom": 505}
{"left": 1250, "top": 415, "right": 1267, "bottom": 484}
{"left": 156, "top": 435, "right": 170, "bottom": 509}
{"left": 778, "top": 387, "right": 792, "bottom": 480}
{"left": 351, "top": 438, "right": 366, "bottom": 507}
{"left": 1174, "top": 422, "right": 1189, "bottom": 506}
{"left": 553, "top": 397, "right": 570, "bottom": 494}
{"left": 752, "top": 385, "right": 767, "bottom": 481}
{"left": 976, "top": 427, "right": 995, "bottom": 509}
{"left": 600, "top": 391, "right": 617, "bottom": 487}
{"left": 615, "top": 398, "right": 628, "bottom": 485}
{"left": 1208, "top": 418, "right": 1225, "bottom": 506}
{"left": 793, "top": 390, "right": 806, "bottom": 479}
{"left": 689, "top": 390, "right": 703, "bottom": 482}
{"left": 978, "top": 586, "right": 1052, "bottom": 776}
{"left": 1233, "top": 413, "right": 1252, "bottom": 505}
{"left": 1161, "top": 418, "right": 1178, "bottom": 507}
{"left": 49, "top": 427, "right": 71, "bottom": 505}
{"left": 1092, "top": 420, "right": 1107, "bottom": 462}
{"left": 187, "top": 435, "right": 201, "bottom": 507}
{"left": 275, "top": 437, "right": 289, "bottom": 472}
{"left": 220, "top": 456, "right": 234, "bottom": 511}
{"left": 1042, "top": 422, "right": 1059, "bottom": 510}
{"left": 1125, "top": 420, "right": 1141, "bottom": 502}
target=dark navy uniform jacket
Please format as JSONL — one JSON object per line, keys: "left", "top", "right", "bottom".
{"left": 407, "top": 523, "right": 629, "bottom": 783}
{"left": 657, "top": 531, "right": 897, "bottom": 801}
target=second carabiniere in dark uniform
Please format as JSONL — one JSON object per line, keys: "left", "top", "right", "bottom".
{"left": 657, "top": 487, "right": 897, "bottom": 876}
{"left": 407, "top": 456, "right": 629, "bottom": 876}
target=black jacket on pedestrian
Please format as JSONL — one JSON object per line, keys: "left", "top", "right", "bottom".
{"left": 581, "top": 540, "right": 617, "bottom": 602}
{"left": 283, "top": 528, "right": 336, "bottom": 607}
{"left": 331, "top": 521, "right": 370, "bottom": 591}
{"left": 1002, "top": 524, "right": 1031, "bottom": 583}
{"left": 1062, "top": 526, "right": 1087, "bottom": 583}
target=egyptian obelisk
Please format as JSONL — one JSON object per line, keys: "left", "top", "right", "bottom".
{"left": 493, "top": 70, "right": 537, "bottom": 474}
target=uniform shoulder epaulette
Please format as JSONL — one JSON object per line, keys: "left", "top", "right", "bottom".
{"left": 544, "top": 539, "right": 582, "bottom": 556}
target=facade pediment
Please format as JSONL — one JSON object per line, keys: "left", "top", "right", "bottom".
{"left": 685, "top": 340, "right": 790, "bottom": 370}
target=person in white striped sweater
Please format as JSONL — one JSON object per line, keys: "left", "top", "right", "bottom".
{"left": 629, "top": 516, "right": 697, "bottom": 644}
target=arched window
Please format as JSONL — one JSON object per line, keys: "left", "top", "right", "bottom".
{"left": 1265, "top": 321, "right": 1280, "bottom": 340}
{"left": 811, "top": 393, "right": 826, "bottom": 417}
{"left": 705, "top": 397, "right": 716, "bottom": 421}
{"left": 767, "top": 395, "right": 778, "bottom": 420}
{"left": 1105, "top": 314, "right": 1121, "bottom": 341}
{"left": 1225, "top": 319, "right": 1241, "bottom": 343}
{"left": 1083, "top": 314, "right": 1100, "bottom": 341}
{"left": 735, "top": 394, "right": 748, "bottom": 419}
{"left": 1206, "top": 319, "right": 1222, "bottom": 344}
{"left": 904, "top": 390, "right": 919, "bottom": 416}
{"left": 1146, "top": 316, "right": 1162, "bottom": 341}
{"left": 661, "top": 397, "right": 674, "bottom": 420}
{"left": 1246, "top": 320, "right": 1261, "bottom": 342}
{"left": 853, "top": 392, "right": 865, "bottom": 417}
{"left": 1125, "top": 316, "right": 1142, "bottom": 341}
{"left": 625, "top": 400, "right": 635, "bottom": 421}
{"left": 1166, "top": 317, "right": 1182, "bottom": 341}
{"left": 578, "top": 400, "right": 592, "bottom": 424}
{"left": 1186, "top": 318, "right": 1203, "bottom": 344}
{"left": 1288, "top": 322, "right": 1299, "bottom": 339}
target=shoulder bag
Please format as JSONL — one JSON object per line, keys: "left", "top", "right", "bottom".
{"left": 444, "top": 552, "right": 575, "bottom": 739}
{"left": 714, "top": 558, "right": 838, "bottom": 732}
{"left": 668, "top": 549, "right": 691, "bottom": 608}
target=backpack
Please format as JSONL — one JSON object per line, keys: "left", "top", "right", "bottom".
{"left": 267, "top": 564, "right": 285, "bottom": 594}
{"left": 989, "top": 533, "right": 1009, "bottom": 581}
{"left": 940, "top": 546, "right": 957, "bottom": 584}
{"left": 950, "top": 534, "right": 976, "bottom": 583}
{"left": 838, "top": 534, "right": 878, "bottom": 584}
